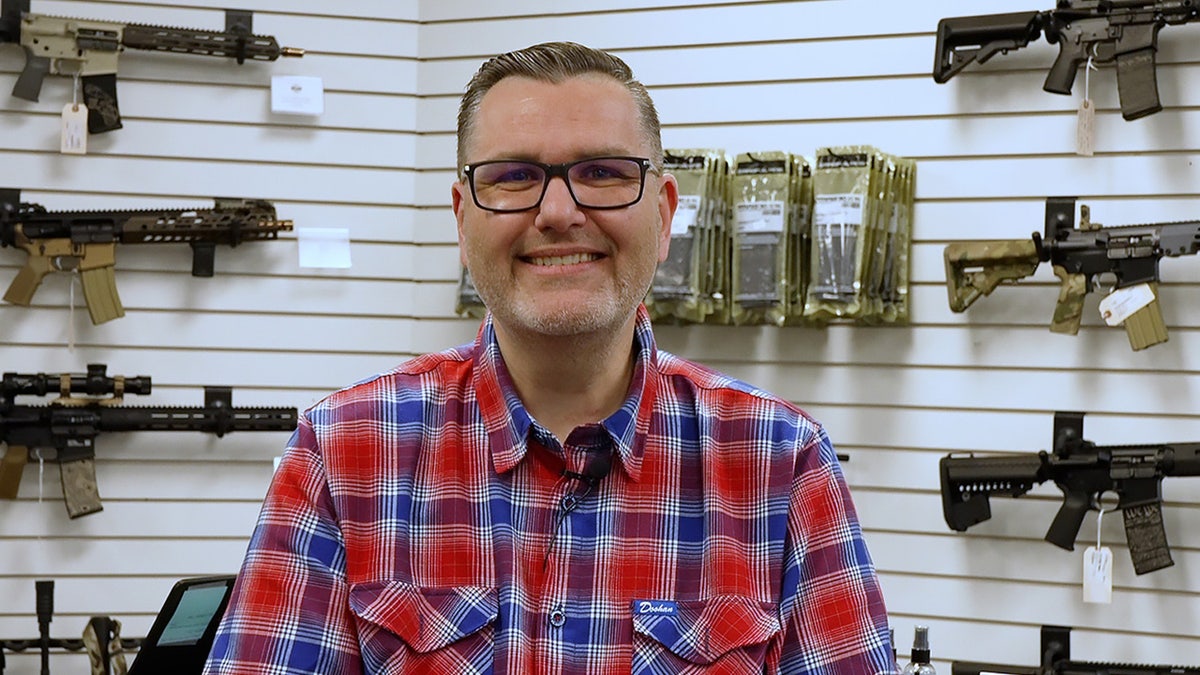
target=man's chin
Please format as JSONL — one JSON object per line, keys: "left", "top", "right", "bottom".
{"left": 506, "top": 300, "right": 623, "bottom": 337}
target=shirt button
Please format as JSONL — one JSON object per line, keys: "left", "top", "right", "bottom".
{"left": 549, "top": 607, "right": 566, "bottom": 628}
{"left": 561, "top": 495, "right": 578, "bottom": 511}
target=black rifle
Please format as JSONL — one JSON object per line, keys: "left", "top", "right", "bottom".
{"left": 0, "top": 363, "right": 297, "bottom": 518}
{"left": 933, "top": 1, "right": 1200, "bottom": 120}
{"left": 0, "top": 188, "right": 294, "bottom": 324}
{"left": 944, "top": 196, "right": 1200, "bottom": 351}
{"left": 952, "top": 625, "right": 1200, "bottom": 675}
{"left": 940, "top": 411, "right": 1200, "bottom": 574}
{"left": 1, "top": 0, "right": 303, "bottom": 133}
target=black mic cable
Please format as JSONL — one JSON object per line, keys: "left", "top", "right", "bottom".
{"left": 544, "top": 450, "right": 613, "bottom": 568}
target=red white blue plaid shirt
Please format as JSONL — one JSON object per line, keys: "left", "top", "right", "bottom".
{"left": 205, "top": 306, "right": 896, "bottom": 674}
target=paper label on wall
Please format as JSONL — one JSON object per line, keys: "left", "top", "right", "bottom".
{"left": 271, "top": 76, "right": 325, "bottom": 115}
{"left": 297, "top": 227, "right": 352, "bottom": 268}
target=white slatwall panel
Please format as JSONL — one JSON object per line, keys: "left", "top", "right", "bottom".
{"left": 0, "top": 0, "right": 1196, "bottom": 672}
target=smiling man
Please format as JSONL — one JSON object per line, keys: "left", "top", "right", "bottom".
{"left": 204, "top": 42, "right": 897, "bottom": 675}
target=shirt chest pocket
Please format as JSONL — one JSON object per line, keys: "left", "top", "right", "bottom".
{"left": 631, "top": 595, "right": 780, "bottom": 674}
{"left": 349, "top": 580, "right": 498, "bottom": 673}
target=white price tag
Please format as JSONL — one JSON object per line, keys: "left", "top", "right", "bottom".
{"left": 61, "top": 103, "right": 88, "bottom": 155}
{"left": 1083, "top": 545, "right": 1113, "bottom": 604}
{"left": 1099, "top": 283, "right": 1154, "bottom": 326}
{"left": 1076, "top": 98, "right": 1095, "bottom": 157}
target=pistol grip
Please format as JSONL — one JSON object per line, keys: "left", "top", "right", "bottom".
{"left": 1045, "top": 490, "right": 1089, "bottom": 550}
{"left": 0, "top": 444, "right": 30, "bottom": 499}
{"left": 1050, "top": 266, "right": 1086, "bottom": 335}
{"left": 3, "top": 254, "right": 54, "bottom": 306}
{"left": 1044, "top": 41, "right": 1085, "bottom": 95}
{"left": 12, "top": 48, "right": 49, "bottom": 101}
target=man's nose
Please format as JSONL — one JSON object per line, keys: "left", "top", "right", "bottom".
{"left": 536, "top": 176, "right": 584, "bottom": 228}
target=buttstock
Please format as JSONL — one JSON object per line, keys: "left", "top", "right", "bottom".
{"left": 933, "top": 11, "right": 1044, "bottom": 83}
{"left": 944, "top": 239, "right": 1040, "bottom": 312}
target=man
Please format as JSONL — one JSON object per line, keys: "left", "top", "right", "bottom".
{"left": 205, "top": 41, "right": 896, "bottom": 674}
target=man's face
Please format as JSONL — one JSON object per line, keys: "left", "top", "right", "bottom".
{"left": 452, "top": 74, "right": 677, "bottom": 339}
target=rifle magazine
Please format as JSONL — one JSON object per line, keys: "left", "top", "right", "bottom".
{"left": 1123, "top": 503, "right": 1174, "bottom": 575}
{"left": 60, "top": 457, "right": 104, "bottom": 518}
{"left": 80, "top": 266, "right": 125, "bottom": 324}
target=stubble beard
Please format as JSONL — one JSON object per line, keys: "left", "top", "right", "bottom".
{"left": 465, "top": 245, "right": 654, "bottom": 338}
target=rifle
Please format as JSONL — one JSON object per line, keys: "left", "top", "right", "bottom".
{"left": 944, "top": 196, "right": 1200, "bottom": 351}
{"left": 0, "top": 363, "right": 298, "bottom": 518}
{"left": 0, "top": 188, "right": 294, "bottom": 324}
{"left": 0, "top": 0, "right": 303, "bottom": 133}
{"left": 952, "top": 625, "right": 1200, "bottom": 675}
{"left": 933, "top": 1, "right": 1200, "bottom": 121}
{"left": 940, "top": 411, "right": 1200, "bottom": 574}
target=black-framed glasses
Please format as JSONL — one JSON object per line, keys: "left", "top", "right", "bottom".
{"left": 462, "top": 156, "right": 655, "bottom": 213}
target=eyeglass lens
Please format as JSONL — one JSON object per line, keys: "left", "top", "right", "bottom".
{"left": 470, "top": 157, "right": 646, "bottom": 211}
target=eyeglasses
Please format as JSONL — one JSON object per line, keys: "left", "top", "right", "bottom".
{"left": 462, "top": 156, "right": 655, "bottom": 213}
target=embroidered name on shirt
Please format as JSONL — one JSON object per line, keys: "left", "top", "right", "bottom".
{"left": 634, "top": 600, "right": 678, "bottom": 616}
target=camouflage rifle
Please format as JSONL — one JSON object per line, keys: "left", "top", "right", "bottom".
{"left": 0, "top": 363, "right": 297, "bottom": 518}
{"left": 944, "top": 196, "right": 1200, "bottom": 350}
{"left": 0, "top": 188, "right": 294, "bottom": 324}
{"left": 0, "top": 0, "right": 303, "bottom": 133}
{"left": 940, "top": 411, "right": 1200, "bottom": 575}
{"left": 933, "top": 0, "right": 1200, "bottom": 121}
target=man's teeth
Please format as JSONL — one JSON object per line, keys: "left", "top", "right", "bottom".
{"left": 529, "top": 253, "right": 600, "bottom": 266}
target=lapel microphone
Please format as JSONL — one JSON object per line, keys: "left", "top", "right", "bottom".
{"left": 561, "top": 449, "right": 613, "bottom": 487}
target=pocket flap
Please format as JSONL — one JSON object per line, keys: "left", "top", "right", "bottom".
{"left": 631, "top": 595, "right": 780, "bottom": 664}
{"left": 349, "top": 581, "right": 498, "bottom": 654}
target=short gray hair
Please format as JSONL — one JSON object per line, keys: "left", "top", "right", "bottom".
{"left": 456, "top": 41, "right": 663, "bottom": 172}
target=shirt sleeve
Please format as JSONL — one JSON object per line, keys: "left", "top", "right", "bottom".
{"left": 773, "top": 426, "right": 898, "bottom": 675}
{"left": 203, "top": 414, "right": 363, "bottom": 674}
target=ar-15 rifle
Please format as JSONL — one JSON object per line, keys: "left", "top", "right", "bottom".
{"left": 940, "top": 411, "right": 1200, "bottom": 574}
{"left": 952, "top": 625, "right": 1200, "bottom": 675}
{"left": 0, "top": 188, "right": 294, "bottom": 324}
{"left": 0, "top": 363, "right": 298, "bottom": 518}
{"left": 0, "top": 0, "right": 303, "bottom": 133}
{"left": 933, "top": 1, "right": 1200, "bottom": 121}
{"left": 944, "top": 196, "right": 1200, "bottom": 351}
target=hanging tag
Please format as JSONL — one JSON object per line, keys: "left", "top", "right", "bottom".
{"left": 1076, "top": 56, "right": 1096, "bottom": 157}
{"left": 1083, "top": 546, "right": 1113, "bottom": 603}
{"left": 1075, "top": 98, "right": 1095, "bottom": 156}
{"left": 61, "top": 103, "right": 89, "bottom": 155}
{"left": 1099, "top": 283, "right": 1154, "bottom": 326}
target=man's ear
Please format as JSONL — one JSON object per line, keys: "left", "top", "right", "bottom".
{"left": 656, "top": 172, "right": 679, "bottom": 263}
{"left": 452, "top": 179, "right": 469, "bottom": 265}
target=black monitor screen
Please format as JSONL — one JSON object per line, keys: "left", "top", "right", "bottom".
{"left": 128, "top": 575, "right": 236, "bottom": 675}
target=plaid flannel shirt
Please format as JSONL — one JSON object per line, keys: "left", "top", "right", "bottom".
{"left": 204, "top": 305, "right": 896, "bottom": 674}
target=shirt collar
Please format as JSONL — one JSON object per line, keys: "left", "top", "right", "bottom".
{"left": 473, "top": 305, "right": 659, "bottom": 482}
